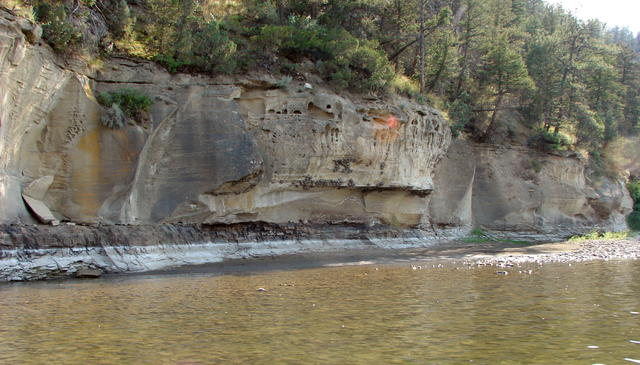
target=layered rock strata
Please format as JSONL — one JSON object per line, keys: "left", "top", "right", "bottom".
{"left": 0, "top": 223, "right": 442, "bottom": 281}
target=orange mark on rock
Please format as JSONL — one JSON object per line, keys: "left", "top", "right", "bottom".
{"left": 372, "top": 114, "right": 400, "bottom": 142}
{"left": 385, "top": 115, "right": 399, "bottom": 129}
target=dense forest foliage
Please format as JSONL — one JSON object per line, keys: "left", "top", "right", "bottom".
{"left": 2, "top": 0, "right": 640, "bottom": 161}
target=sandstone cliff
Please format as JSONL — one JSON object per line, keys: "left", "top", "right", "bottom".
{"left": 1, "top": 9, "right": 452, "bottom": 229}
{"left": 0, "top": 9, "right": 632, "bottom": 240}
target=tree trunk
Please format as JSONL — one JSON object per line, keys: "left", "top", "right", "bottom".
{"left": 389, "top": 38, "right": 418, "bottom": 61}
{"left": 482, "top": 92, "right": 504, "bottom": 141}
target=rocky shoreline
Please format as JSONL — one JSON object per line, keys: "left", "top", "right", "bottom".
{"left": 470, "top": 237, "right": 640, "bottom": 266}
{"left": 1, "top": 223, "right": 638, "bottom": 281}
{"left": 0, "top": 222, "right": 452, "bottom": 281}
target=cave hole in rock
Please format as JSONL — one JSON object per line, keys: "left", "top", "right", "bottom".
{"left": 308, "top": 102, "right": 334, "bottom": 120}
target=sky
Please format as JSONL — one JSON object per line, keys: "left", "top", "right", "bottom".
{"left": 550, "top": 0, "right": 640, "bottom": 34}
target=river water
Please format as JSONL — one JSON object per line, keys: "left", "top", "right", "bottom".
{"left": 1, "top": 259, "right": 639, "bottom": 364}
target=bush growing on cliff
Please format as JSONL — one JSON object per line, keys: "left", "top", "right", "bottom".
{"left": 34, "top": 3, "right": 82, "bottom": 53}
{"left": 527, "top": 129, "right": 572, "bottom": 152}
{"left": 97, "top": 88, "right": 152, "bottom": 117}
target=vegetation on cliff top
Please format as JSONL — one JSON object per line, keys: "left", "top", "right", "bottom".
{"left": 2, "top": 0, "right": 639, "bottom": 158}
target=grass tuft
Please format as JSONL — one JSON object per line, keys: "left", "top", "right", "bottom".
{"left": 462, "top": 228, "right": 531, "bottom": 245}
{"left": 568, "top": 230, "right": 632, "bottom": 242}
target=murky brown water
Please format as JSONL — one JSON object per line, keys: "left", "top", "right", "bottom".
{"left": 1, "top": 260, "right": 639, "bottom": 364}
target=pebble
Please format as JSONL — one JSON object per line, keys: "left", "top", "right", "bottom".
{"left": 587, "top": 345, "right": 599, "bottom": 349}
{"left": 75, "top": 268, "right": 103, "bottom": 278}
{"left": 496, "top": 271, "right": 508, "bottom": 275}
{"left": 473, "top": 239, "right": 640, "bottom": 267}
{"left": 257, "top": 287, "right": 266, "bottom": 292}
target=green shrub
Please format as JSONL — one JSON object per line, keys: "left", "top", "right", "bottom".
{"left": 151, "top": 20, "right": 237, "bottom": 74}
{"left": 97, "top": 88, "right": 152, "bottom": 119}
{"left": 627, "top": 179, "right": 640, "bottom": 231}
{"left": 627, "top": 179, "right": 640, "bottom": 202}
{"left": 256, "top": 16, "right": 393, "bottom": 92}
{"left": 528, "top": 128, "right": 572, "bottom": 152}
{"left": 462, "top": 228, "right": 530, "bottom": 245}
{"left": 256, "top": 17, "right": 335, "bottom": 61}
{"left": 627, "top": 212, "right": 640, "bottom": 231}
{"left": 35, "top": 3, "right": 83, "bottom": 53}
{"left": 188, "top": 21, "right": 237, "bottom": 74}
{"left": 318, "top": 40, "right": 394, "bottom": 92}
{"left": 152, "top": 54, "right": 185, "bottom": 73}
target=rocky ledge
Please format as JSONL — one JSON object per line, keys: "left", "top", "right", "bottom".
{"left": 4, "top": 221, "right": 637, "bottom": 281}
{"left": 0, "top": 222, "right": 455, "bottom": 281}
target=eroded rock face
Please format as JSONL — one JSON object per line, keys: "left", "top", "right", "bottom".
{"left": 0, "top": 11, "right": 451, "bottom": 227}
{"left": 1, "top": 11, "right": 70, "bottom": 224}
{"left": 186, "top": 85, "right": 449, "bottom": 226}
{"left": 106, "top": 65, "right": 450, "bottom": 226}
{"left": 429, "top": 141, "right": 633, "bottom": 235}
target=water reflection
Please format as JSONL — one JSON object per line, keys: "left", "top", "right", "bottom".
{"left": 0, "top": 260, "right": 638, "bottom": 364}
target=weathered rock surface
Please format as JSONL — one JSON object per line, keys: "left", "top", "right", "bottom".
{"left": 429, "top": 141, "right": 633, "bottom": 235}
{"left": 1, "top": 8, "right": 451, "bottom": 227}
